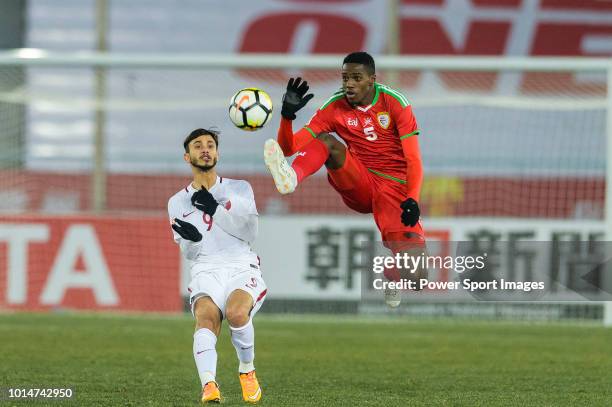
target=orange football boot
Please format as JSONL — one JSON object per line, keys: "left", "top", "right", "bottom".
{"left": 201, "top": 381, "right": 221, "bottom": 404}
{"left": 239, "top": 370, "right": 262, "bottom": 403}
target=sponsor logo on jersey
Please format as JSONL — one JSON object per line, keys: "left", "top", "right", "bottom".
{"left": 224, "top": 200, "right": 231, "bottom": 210}
{"left": 363, "top": 117, "right": 373, "bottom": 126}
{"left": 377, "top": 112, "right": 390, "bottom": 129}
{"left": 246, "top": 277, "right": 258, "bottom": 288}
{"left": 347, "top": 117, "right": 358, "bottom": 127}
{"left": 182, "top": 210, "right": 195, "bottom": 218}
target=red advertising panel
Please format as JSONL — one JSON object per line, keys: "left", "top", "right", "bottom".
{"left": 0, "top": 217, "right": 182, "bottom": 312}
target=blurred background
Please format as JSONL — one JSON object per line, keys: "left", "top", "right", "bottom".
{"left": 0, "top": 0, "right": 611, "bottom": 323}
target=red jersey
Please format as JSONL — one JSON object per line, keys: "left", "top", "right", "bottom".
{"left": 302, "top": 82, "right": 422, "bottom": 198}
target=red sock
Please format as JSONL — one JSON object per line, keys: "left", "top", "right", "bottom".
{"left": 292, "top": 139, "right": 329, "bottom": 183}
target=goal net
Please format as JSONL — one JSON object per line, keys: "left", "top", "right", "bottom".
{"left": 0, "top": 52, "right": 610, "bottom": 323}
{"left": 0, "top": 55, "right": 607, "bottom": 218}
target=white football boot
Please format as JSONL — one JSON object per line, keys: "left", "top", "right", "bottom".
{"left": 384, "top": 287, "right": 401, "bottom": 308}
{"left": 264, "top": 139, "right": 298, "bottom": 195}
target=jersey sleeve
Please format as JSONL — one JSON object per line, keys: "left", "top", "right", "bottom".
{"left": 278, "top": 90, "right": 340, "bottom": 156}
{"left": 277, "top": 118, "right": 314, "bottom": 157}
{"left": 234, "top": 181, "right": 258, "bottom": 216}
{"left": 390, "top": 98, "right": 423, "bottom": 201}
{"left": 168, "top": 195, "right": 203, "bottom": 260}
{"left": 304, "top": 103, "right": 336, "bottom": 137}
{"left": 167, "top": 197, "right": 182, "bottom": 244}
{"left": 212, "top": 181, "right": 258, "bottom": 243}
{"left": 277, "top": 102, "right": 337, "bottom": 156}
{"left": 400, "top": 135, "right": 423, "bottom": 201}
{"left": 391, "top": 101, "right": 420, "bottom": 140}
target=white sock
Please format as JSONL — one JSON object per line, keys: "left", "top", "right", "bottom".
{"left": 193, "top": 328, "right": 217, "bottom": 386}
{"left": 229, "top": 320, "right": 255, "bottom": 373}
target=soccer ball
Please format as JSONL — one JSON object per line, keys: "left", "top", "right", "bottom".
{"left": 228, "top": 88, "right": 273, "bottom": 131}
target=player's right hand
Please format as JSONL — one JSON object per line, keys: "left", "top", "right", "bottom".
{"left": 191, "top": 186, "right": 218, "bottom": 216}
{"left": 281, "top": 77, "right": 314, "bottom": 120}
{"left": 172, "top": 218, "right": 202, "bottom": 242}
{"left": 400, "top": 198, "right": 420, "bottom": 227}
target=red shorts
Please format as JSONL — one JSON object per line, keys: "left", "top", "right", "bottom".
{"left": 327, "top": 149, "right": 425, "bottom": 250}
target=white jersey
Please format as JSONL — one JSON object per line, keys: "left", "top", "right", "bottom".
{"left": 168, "top": 176, "right": 260, "bottom": 273}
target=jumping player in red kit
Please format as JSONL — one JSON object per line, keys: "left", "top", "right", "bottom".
{"left": 264, "top": 52, "right": 426, "bottom": 306}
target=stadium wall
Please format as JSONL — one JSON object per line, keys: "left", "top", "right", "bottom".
{"left": 1, "top": 216, "right": 609, "bottom": 312}
{"left": 0, "top": 171, "right": 604, "bottom": 218}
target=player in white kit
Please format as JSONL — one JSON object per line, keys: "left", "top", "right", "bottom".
{"left": 168, "top": 128, "right": 266, "bottom": 404}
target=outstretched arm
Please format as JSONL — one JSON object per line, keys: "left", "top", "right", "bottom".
{"left": 277, "top": 77, "right": 316, "bottom": 156}
{"left": 277, "top": 117, "right": 318, "bottom": 157}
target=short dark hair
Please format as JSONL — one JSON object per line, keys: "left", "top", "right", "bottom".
{"left": 183, "top": 128, "right": 219, "bottom": 152}
{"left": 343, "top": 52, "right": 375, "bottom": 75}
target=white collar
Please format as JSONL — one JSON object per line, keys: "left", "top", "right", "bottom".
{"left": 185, "top": 175, "right": 221, "bottom": 193}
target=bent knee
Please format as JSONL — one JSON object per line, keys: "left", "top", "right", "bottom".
{"left": 225, "top": 306, "right": 251, "bottom": 327}
{"left": 316, "top": 133, "right": 342, "bottom": 152}
{"left": 316, "top": 132, "right": 333, "bottom": 143}
{"left": 194, "top": 298, "right": 221, "bottom": 332}
{"left": 317, "top": 133, "right": 346, "bottom": 169}
{"left": 195, "top": 315, "right": 220, "bottom": 334}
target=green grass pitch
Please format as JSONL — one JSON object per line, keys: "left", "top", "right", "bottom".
{"left": 1, "top": 312, "right": 611, "bottom": 406}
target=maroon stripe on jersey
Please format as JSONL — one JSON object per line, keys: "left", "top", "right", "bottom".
{"left": 255, "top": 289, "right": 267, "bottom": 303}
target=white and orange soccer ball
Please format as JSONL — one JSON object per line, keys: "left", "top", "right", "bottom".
{"left": 228, "top": 88, "right": 273, "bottom": 131}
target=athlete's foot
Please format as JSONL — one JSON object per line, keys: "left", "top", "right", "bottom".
{"left": 384, "top": 287, "right": 401, "bottom": 308}
{"left": 264, "top": 139, "right": 297, "bottom": 194}
{"left": 239, "top": 370, "right": 262, "bottom": 403}
{"left": 201, "top": 381, "right": 221, "bottom": 404}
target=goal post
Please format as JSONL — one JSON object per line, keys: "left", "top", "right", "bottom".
{"left": 0, "top": 50, "right": 610, "bottom": 323}
{"left": 607, "top": 67, "right": 612, "bottom": 327}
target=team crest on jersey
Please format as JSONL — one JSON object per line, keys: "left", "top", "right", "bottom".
{"left": 377, "top": 112, "right": 391, "bottom": 129}
{"left": 217, "top": 199, "right": 231, "bottom": 210}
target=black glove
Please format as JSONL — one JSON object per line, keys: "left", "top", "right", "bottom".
{"left": 281, "top": 77, "right": 314, "bottom": 120}
{"left": 172, "top": 218, "right": 202, "bottom": 242}
{"left": 400, "top": 198, "right": 420, "bottom": 227}
{"left": 191, "top": 186, "right": 218, "bottom": 216}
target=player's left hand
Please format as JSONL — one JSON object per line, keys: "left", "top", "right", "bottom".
{"left": 172, "top": 218, "right": 202, "bottom": 242}
{"left": 400, "top": 198, "right": 420, "bottom": 227}
{"left": 191, "top": 186, "right": 218, "bottom": 216}
{"left": 281, "top": 77, "right": 314, "bottom": 120}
